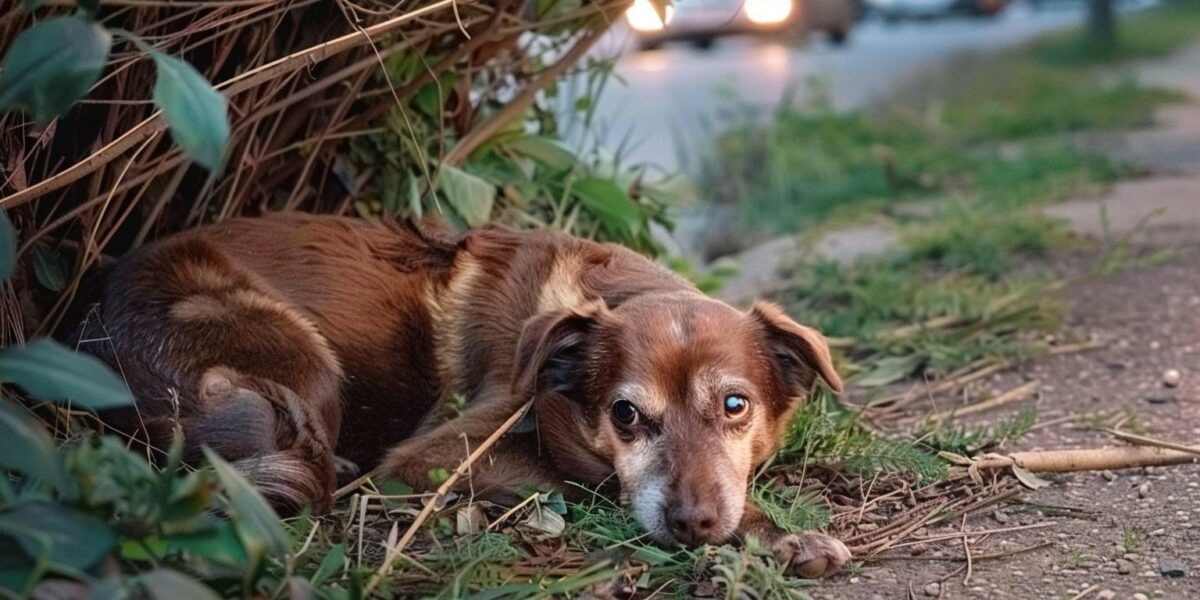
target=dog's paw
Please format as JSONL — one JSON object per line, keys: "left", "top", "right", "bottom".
{"left": 771, "top": 532, "right": 852, "bottom": 579}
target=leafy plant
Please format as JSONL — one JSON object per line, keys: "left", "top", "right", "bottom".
{"left": 778, "top": 390, "right": 947, "bottom": 484}
{"left": 918, "top": 408, "right": 1037, "bottom": 455}
{"left": 0, "top": 3, "right": 229, "bottom": 171}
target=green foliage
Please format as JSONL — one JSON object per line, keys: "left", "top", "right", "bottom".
{"left": 0, "top": 209, "right": 14, "bottom": 286}
{"left": 1029, "top": 0, "right": 1200, "bottom": 66}
{"left": 752, "top": 484, "right": 831, "bottom": 534}
{"left": 779, "top": 391, "right": 947, "bottom": 484}
{"left": 918, "top": 408, "right": 1036, "bottom": 455}
{"left": 0, "top": 339, "right": 134, "bottom": 410}
{"left": 347, "top": 48, "right": 682, "bottom": 255}
{"left": 709, "top": 537, "right": 810, "bottom": 599}
{"left": 902, "top": 207, "right": 1069, "bottom": 277}
{"left": 0, "top": 410, "right": 279, "bottom": 598}
{"left": 0, "top": 16, "right": 111, "bottom": 123}
{"left": 151, "top": 51, "right": 230, "bottom": 172}
{"left": 0, "top": 14, "right": 230, "bottom": 170}
{"left": 30, "top": 245, "right": 68, "bottom": 292}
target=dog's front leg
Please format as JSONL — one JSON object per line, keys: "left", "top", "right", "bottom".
{"left": 376, "top": 389, "right": 562, "bottom": 500}
{"left": 737, "top": 500, "right": 852, "bottom": 579}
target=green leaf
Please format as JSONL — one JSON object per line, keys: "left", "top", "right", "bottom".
{"left": 0, "top": 210, "right": 14, "bottom": 282}
{"left": 437, "top": 164, "right": 495, "bottom": 228}
{"left": 31, "top": 245, "right": 67, "bottom": 292}
{"left": 0, "top": 339, "right": 132, "bottom": 409}
{"left": 150, "top": 51, "right": 229, "bottom": 172}
{"left": 310, "top": 543, "right": 345, "bottom": 586}
{"left": 137, "top": 569, "right": 222, "bottom": 600}
{"left": 0, "top": 535, "right": 38, "bottom": 596}
{"left": 0, "top": 402, "right": 66, "bottom": 492}
{"left": 0, "top": 500, "right": 116, "bottom": 571}
{"left": 162, "top": 521, "right": 249, "bottom": 566}
{"left": 0, "top": 340, "right": 132, "bottom": 410}
{"left": 572, "top": 177, "right": 641, "bottom": 235}
{"left": 854, "top": 354, "right": 924, "bottom": 387}
{"left": 202, "top": 449, "right": 289, "bottom": 561}
{"left": 506, "top": 136, "right": 578, "bottom": 172}
{"left": 0, "top": 16, "right": 112, "bottom": 123}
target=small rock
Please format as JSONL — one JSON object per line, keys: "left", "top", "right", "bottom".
{"left": 1101, "top": 470, "right": 1117, "bottom": 482}
{"left": 849, "top": 576, "right": 860, "bottom": 584}
{"left": 1117, "top": 559, "right": 1134, "bottom": 574}
{"left": 1163, "top": 369, "right": 1181, "bottom": 388}
{"left": 992, "top": 510, "right": 1010, "bottom": 524}
{"left": 1159, "top": 558, "right": 1187, "bottom": 578}
{"left": 1097, "top": 591, "right": 1115, "bottom": 600}
{"left": 1139, "top": 483, "right": 1151, "bottom": 498}
{"left": 923, "top": 582, "right": 940, "bottom": 596}
{"left": 858, "top": 523, "right": 879, "bottom": 532}
{"left": 1133, "top": 594, "right": 1149, "bottom": 600}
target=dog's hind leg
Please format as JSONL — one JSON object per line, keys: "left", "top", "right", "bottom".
{"left": 82, "top": 237, "right": 344, "bottom": 514}
{"left": 188, "top": 367, "right": 338, "bottom": 513}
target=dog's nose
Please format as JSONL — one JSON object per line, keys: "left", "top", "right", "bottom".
{"left": 665, "top": 500, "right": 719, "bottom": 546}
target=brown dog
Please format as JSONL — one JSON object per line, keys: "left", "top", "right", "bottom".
{"left": 70, "top": 212, "right": 851, "bottom": 578}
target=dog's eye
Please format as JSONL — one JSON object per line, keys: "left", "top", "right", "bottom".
{"left": 723, "top": 395, "right": 749, "bottom": 418}
{"left": 611, "top": 400, "right": 639, "bottom": 426}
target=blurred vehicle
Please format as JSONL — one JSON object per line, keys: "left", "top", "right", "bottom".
{"left": 626, "top": 0, "right": 858, "bottom": 50}
{"left": 866, "top": 0, "right": 1006, "bottom": 21}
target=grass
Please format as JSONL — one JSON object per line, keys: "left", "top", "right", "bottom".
{"left": 1030, "top": 0, "right": 1200, "bottom": 66}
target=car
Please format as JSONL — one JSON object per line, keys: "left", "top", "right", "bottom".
{"left": 625, "top": 0, "right": 858, "bottom": 50}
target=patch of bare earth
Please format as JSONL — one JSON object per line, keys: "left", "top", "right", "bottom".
{"left": 813, "top": 243, "right": 1200, "bottom": 600}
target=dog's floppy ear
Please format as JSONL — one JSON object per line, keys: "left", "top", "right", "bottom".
{"left": 750, "top": 301, "right": 843, "bottom": 395}
{"left": 513, "top": 300, "right": 607, "bottom": 399}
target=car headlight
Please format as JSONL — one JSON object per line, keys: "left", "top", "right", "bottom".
{"left": 626, "top": 0, "right": 674, "bottom": 32}
{"left": 744, "top": 0, "right": 793, "bottom": 24}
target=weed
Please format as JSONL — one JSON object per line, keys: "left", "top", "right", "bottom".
{"left": 777, "top": 390, "right": 947, "bottom": 484}
{"left": 918, "top": 408, "right": 1037, "bottom": 456}
{"left": 1122, "top": 526, "right": 1145, "bottom": 553}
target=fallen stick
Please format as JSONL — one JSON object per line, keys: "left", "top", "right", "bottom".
{"left": 869, "top": 540, "right": 1055, "bottom": 563}
{"left": 927, "top": 380, "right": 1040, "bottom": 423}
{"left": 363, "top": 400, "right": 533, "bottom": 595}
{"left": 1104, "top": 429, "right": 1200, "bottom": 458}
{"left": 971, "top": 447, "right": 1198, "bottom": 472}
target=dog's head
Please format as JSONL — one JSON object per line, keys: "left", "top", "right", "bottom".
{"left": 514, "top": 293, "right": 841, "bottom": 546}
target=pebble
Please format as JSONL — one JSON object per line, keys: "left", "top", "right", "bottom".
{"left": 1097, "top": 592, "right": 1115, "bottom": 600}
{"left": 1101, "top": 470, "right": 1117, "bottom": 482}
{"left": 1133, "top": 594, "right": 1149, "bottom": 600}
{"left": 923, "top": 582, "right": 940, "bottom": 596}
{"left": 1139, "top": 483, "right": 1151, "bottom": 498}
{"left": 1117, "top": 559, "right": 1134, "bottom": 574}
{"left": 858, "top": 523, "right": 879, "bottom": 532}
{"left": 1159, "top": 558, "right": 1187, "bottom": 578}
{"left": 1163, "top": 369, "right": 1181, "bottom": 388}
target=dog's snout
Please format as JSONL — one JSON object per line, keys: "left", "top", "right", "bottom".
{"left": 665, "top": 498, "right": 719, "bottom": 546}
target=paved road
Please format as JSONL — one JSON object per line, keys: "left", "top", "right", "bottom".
{"left": 570, "top": 0, "right": 1139, "bottom": 171}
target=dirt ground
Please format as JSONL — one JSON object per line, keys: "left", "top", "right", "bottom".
{"left": 811, "top": 241, "right": 1200, "bottom": 600}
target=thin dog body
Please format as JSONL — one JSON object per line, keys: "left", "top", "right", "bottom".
{"left": 71, "top": 212, "right": 851, "bottom": 577}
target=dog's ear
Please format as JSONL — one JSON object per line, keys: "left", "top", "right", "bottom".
{"left": 750, "top": 301, "right": 843, "bottom": 396}
{"left": 513, "top": 300, "right": 607, "bottom": 400}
